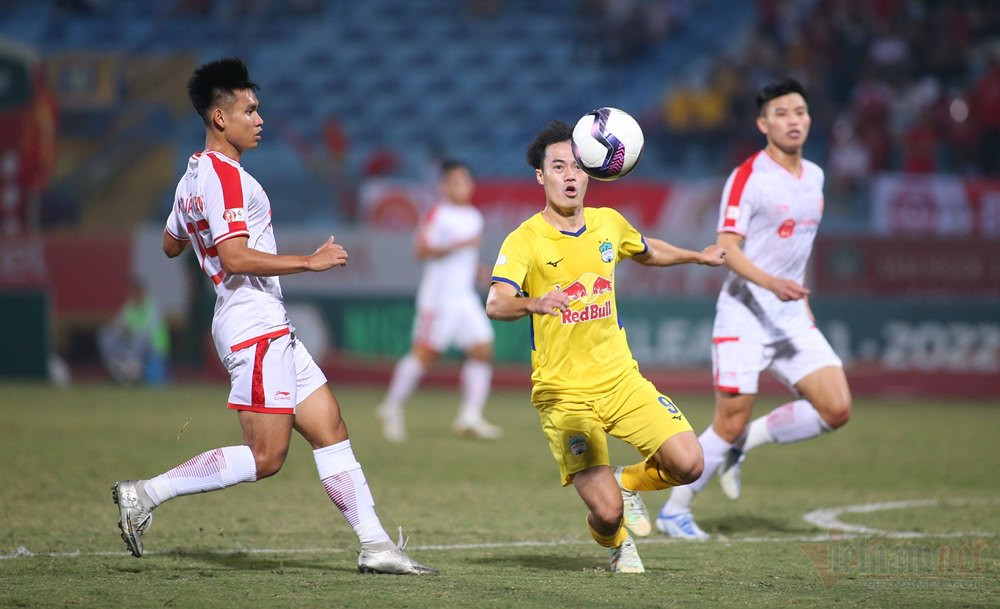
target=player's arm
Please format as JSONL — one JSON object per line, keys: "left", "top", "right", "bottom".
{"left": 162, "top": 230, "right": 189, "bottom": 258}
{"left": 632, "top": 237, "right": 726, "bottom": 267}
{"left": 717, "top": 232, "right": 809, "bottom": 301}
{"left": 414, "top": 236, "right": 481, "bottom": 260}
{"left": 216, "top": 236, "right": 348, "bottom": 276}
{"left": 486, "top": 281, "right": 569, "bottom": 321}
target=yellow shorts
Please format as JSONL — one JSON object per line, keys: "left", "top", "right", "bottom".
{"left": 535, "top": 371, "right": 694, "bottom": 486}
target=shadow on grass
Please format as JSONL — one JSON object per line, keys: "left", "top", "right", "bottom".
{"left": 469, "top": 553, "right": 599, "bottom": 571}
{"left": 700, "top": 514, "right": 806, "bottom": 535}
{"left": 151, "top": 550, "right": 356, "bottom": 573}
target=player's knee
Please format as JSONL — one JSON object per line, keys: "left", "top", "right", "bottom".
{"left": 252, "top": 448, "right": 288, "bottom": 479}
{"left": 715, "top": 420, "right": 747, "bottom": 444}
{"left": 591, "top": 502, "right": 624, "bottom": 529}
{"left": 670, "top": 454, "right": 704, "bottom": 486}
{"left": 821, "top": 396, "right": 852, "bottom": 430}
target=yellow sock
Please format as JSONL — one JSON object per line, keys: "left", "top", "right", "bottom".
{"left": 588, "top": 517, "right": 628, "bottom": 548}
{"left": 620, "top": 458, "right": 682, "bottom": 492}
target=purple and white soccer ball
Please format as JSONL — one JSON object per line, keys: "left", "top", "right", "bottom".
{"left": 571, "top": 107, "right": 644, "bottom": 181}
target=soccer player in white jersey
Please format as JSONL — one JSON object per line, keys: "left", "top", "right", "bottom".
{"left": 111, "top": 58, "right": 435, "bottom": 574}
{"left": 376, "top": 160, "right": 501, "bottom": 442}
{"left": 656, "top": 78, "right": 852, "bottom": 539}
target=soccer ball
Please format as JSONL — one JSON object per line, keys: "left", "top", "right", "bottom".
{"left": 571, "top": 107, "right": 644, "bottom": 181}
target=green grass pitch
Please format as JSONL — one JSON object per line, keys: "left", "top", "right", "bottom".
{"left": 1, "top": 382, "right": 997, "bottom": 608}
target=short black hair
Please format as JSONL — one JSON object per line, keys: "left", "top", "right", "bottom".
{"left": 526, "top": 120, "right": 573, "bottom": 170}
{"left": 756, "top": 78, "right": 808, "bottom": 114}
{"left": 187, "top": 58, "right": 259, "bottom": 125}
{"left": 440, "top": 159, "right": 470, "bottom": 174}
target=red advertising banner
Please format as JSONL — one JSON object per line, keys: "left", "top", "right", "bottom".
{"left": 871, "top": 174, "right": 1000, "bottom": 237}
{"left": 813, "top": 236, "right": 1000, "bottom": 296}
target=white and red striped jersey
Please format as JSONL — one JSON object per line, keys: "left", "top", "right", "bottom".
{"left": 165, "top": 151, "right": 289, "bottom": 358}
{"left": 714, "top": 150, "right": 825, "bottom": 342}
{"left": 415, "top": 201, "right": 483, "bottom": 311}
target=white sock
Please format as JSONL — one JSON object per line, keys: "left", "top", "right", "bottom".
{"left": 762, "top": 399, "right": 831, "bottom": 444}
{"left": 457, "top": 359, "right": 492, "bottom": 422}
{"left": 661, "top": 427, "right": 731, "bottom": 516}
{"left": 380, "top": 353, "right": 424, "bottom": 413}
{"left": 314, "top": 440, "right": 393, "bottom": 551}
{"left": 143, "top": 445, "right": 257, "bottom": 507}
{"left": 742, "top": 415, "right": 774, "bottom": 453}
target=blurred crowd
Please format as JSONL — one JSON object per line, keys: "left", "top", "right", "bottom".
{"left": 654, "top": 0, "right": 1000, "bottom": 223}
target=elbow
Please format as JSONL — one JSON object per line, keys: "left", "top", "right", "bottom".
{"left": 219, "top": 254, "right": 245, "bottom": 275}
{"left": 485, "top": 302, "right": 499, "bottom": 320}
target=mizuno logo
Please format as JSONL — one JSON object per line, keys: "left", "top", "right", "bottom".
{"left": 546, "top": 258, "right": 564, "bottom": 267}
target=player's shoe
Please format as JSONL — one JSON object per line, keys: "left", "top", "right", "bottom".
{"left": 612, "top": 466, "right": 651, "bottom": 537}
{"left": 376, "top": 405, "right": 406, "bottom": 443}
{"left": 718, "top": 447, "right": 744, "bottom": 500}
{"left": 452, "top": 418, "right": 503, "bottom": 440}
{"left": 357, "top": 529, "right": 438, "bottom": 575}
{"left": 656, "top": 510, "right": 709, "bottom": 541}
{"left": 608, "top": 535, "right": 645, "bottom": 573}
{"left": 112, "top": 480, "right": 153, "bottom": 557}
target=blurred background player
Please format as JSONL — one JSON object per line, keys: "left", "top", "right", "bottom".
{"left": 487, "top": 121, "right": 725, "bottom": 572}
{"left": 656, "top": 78, "right": 852, "bottom": 540}
{"left": 376, "top": 160, "right": 500, "bottom": 442}
{"left": 97, "top": 277, "right": 170, "bottom": 386}
{"left": 112, "top": 58, "right": 435, "bottom": 575}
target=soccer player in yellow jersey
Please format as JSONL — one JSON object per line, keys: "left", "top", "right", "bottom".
{"left": 486, "top": 121, "right": 726, "bottom": 573}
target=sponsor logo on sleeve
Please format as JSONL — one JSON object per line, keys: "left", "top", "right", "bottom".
{"left": 223, "top": 208, "right": 246, "bottom": 223}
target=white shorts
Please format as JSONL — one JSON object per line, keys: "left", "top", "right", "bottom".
{"left": 412, "top": 300, "right": 494, "bottom": 353}
{"left": 222, "top": 328, "right": 328, "bottom": 414}
{"left": 712, "top": 327, "right": 842, "bottom": 394}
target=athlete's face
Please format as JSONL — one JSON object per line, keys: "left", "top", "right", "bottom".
{"left": 536, "top": 140, "right": 588, "bottom": 211}
{"left": 440, "top": 166, "right": 474, "bottom": 205}
{"left": 216, "top": 89, "right": 263, "bottom": 153}
{"left": 757, "top": 92, "right": 810, "bottom": 155}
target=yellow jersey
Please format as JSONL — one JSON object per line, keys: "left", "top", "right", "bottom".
{"left": 491, "top": 207, "right": 649, "bottom": 403}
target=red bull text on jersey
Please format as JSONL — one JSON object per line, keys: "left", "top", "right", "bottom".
{"left": 492, "top": 207, "right": 648, "bottom": 403}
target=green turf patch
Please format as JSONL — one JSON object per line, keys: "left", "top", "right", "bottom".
{"left": 1, "top": 383, "right": 997, "bottom": 608}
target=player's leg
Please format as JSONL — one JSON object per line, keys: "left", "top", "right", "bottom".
{"left": 573, "top": 466, "right": 643, "bottom": 573}
{"left": 292, "top": 340, "right": 436, "bottom": 574}
{"left": 442, "top": 300, "right": 501, "bottom": 439}
{"left": 601, "top": 381, "right": 700, "bottom": 539}
{"left": 376, "top": 311, "right": 440, "bottom": 442}
{"left": 453, "top": 340, "right": 502, "bottom": 438}
{"left": 538, "top": 401, "right": 641, "bottom": 572}
{"left": 723, "top": 332, "right": 849, "bottom": 479}
{"left": 112, "top": 333, "right": 293, "bottom": 557}
{"left": 656, "top": 391, "right": 757, "bottom": 537}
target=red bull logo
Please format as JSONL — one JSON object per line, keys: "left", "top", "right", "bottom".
{"left": 561, "top": 301, "right": 612, "bottom": 324}
{"left": 561, "top": 281, "right": 588, "bottom": 301}
{"left": 591, "top": 276, "right": 612, "bottom": 295}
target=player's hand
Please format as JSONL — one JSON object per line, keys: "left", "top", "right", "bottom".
{"left": 699, "top": 244, "right": 726, "bottom": 266}
{"left": 767, "top": 277, "right": 810, "bottom": 301}
{"left": 307, "top": 236, "right": 348, "bottom": 271}
{"left": 531, "top": 288, "right": 570, "bottom": 316}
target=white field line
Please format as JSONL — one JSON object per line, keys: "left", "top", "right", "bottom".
{"left": 802, "top": 497, "right": 1000, "bottom": 537}
{"left": 3, "top": 498, "right": 996, "bottom": 561}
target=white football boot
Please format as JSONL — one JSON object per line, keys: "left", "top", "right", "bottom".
{"left": 656, "top": 510, "right": 709, "bottom": 541}
{"left": 718, "top": 448, "right": 744, "bottom": 500}
{"left": 358, "top": 528, "right": 438, "bottom": 575}
{"left": 612, "top": 466, "right": 651, "bottom": 537}
{"left": 112, "top": 480, "right": 154, "bottom": 557}
{"left": 376, "top": 405, "right": 406, "bottom": 443}
{"left": 452, "top": 418, "right": 503, "bottom": 440}
{"left": 608, "top": 535, "right": 645, "bottom": 573}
